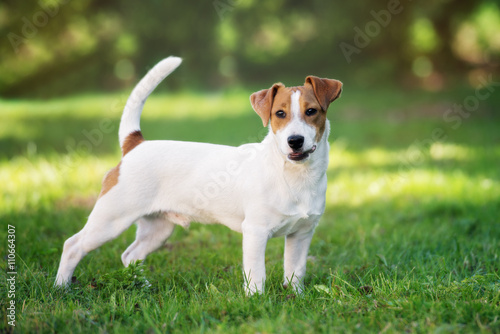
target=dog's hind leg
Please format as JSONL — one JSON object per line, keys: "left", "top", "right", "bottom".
{"left": 121, "top": 213, "right": 176, "bottom": 267}
{"left": 54, "top": 198, "right": 140, "bottom": 287}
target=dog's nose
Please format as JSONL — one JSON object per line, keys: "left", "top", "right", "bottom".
{"left": 287, "top": 135, "right": 304, "bottom": 151}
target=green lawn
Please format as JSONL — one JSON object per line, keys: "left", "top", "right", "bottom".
{"left": 0, "top": 86, "right": 499, "bottom": 333}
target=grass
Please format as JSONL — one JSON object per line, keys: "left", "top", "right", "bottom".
{"left": 0, "top": 85, "right": 499, "bottom": 333}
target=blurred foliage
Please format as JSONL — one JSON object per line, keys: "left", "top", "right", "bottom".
{"left": 0, "top": 0, "right": 499, "bottom": 97}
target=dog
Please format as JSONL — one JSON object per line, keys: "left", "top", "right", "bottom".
{"left": 55, "top": 56, "right": 342, "bottom": 295}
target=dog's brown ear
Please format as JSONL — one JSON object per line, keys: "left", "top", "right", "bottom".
{"left": 305, "top": 76, "right": 343, "bottom": 111}
{"left": 250, "top": 83, "right": 284, "bottom": 127}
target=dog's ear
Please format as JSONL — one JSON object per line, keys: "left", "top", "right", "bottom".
{"left": 305, "top": 76, "right": 343, "bottom": 112}
{"left": 250, "top": 83, "right": 284, "bottom": 127}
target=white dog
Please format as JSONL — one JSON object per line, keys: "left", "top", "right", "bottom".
{"left": 55, "top": 57, "right": 342, "bottom": 295}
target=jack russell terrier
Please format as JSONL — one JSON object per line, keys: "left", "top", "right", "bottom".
{"left": 55, "top": 56, "right": 342, "bottom": 295}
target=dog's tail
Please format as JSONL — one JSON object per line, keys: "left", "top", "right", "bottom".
{"left": 118, "top": 56, "right": 182, "bottom": 151}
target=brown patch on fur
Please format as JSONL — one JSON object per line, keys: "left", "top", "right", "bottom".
{"left": 122, "top": 130, "right": 145, "bottom": 156}
{"left": 270, "top": 87, "right": 295, "bottom": 133}
{"left": 99, "top": 161, "right": 121, "bottom": 198}
{"left": 251, "top": 77, "right": 342, "bottom": 140}
{"left": 98, "top": 131, "right": 145, "bottom": 198}
{"left": 304, "top": 76, "right": 342, "bottom": 112}
{"left": 250, "top": 83, "right": 284, "bottom": 126}
{"left": 270, "top": 86, "right": 326, "bottom": 139}
{"left": 297, "top": 86, "right": 328, "bottom": 142}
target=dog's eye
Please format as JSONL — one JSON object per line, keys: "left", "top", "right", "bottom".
{"left": 275, "top": 110, "right": 286, "bottom": 118}
{"left": 305, "top": 108, "right": 317, "bottom": 116}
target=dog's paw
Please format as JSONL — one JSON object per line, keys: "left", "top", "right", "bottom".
{"left": 53, "top": 278, "right": 71, "bottom": 289}
{"left": 244, "top": 283, "right": 264, "bottom": 296}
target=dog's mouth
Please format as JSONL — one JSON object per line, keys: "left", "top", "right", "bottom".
{"left": 288, "top": 145, "right": 317, "bottom": 162}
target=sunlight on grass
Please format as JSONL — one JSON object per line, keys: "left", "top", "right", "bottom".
{"left": 430, "top": 142, "right": 475, "bottom": 161}
{"left": 0, "top": 90, "right": 251, "bottom": 120}
{"left": 329, "top": 139, "right": 398, "bottom": 168}
{"left": 327, "top": 141, "right": 500, "bottom": 208}
{"left": 0, "top": 153, "right": 115, "bottom": 213}
{"left": 2, "top": 142, "right": 498, "bottom": 216}
{"left": 328, "top": 168, "right": 500, "bottom": 207}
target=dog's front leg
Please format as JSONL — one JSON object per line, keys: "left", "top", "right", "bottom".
{"left": 283, "top": 227, "right": 315, "bottom": 294}
{"left": 242, "top": 226, "right": 269, "bottom": 295}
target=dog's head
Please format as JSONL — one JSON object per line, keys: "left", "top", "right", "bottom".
{"left": 250, "top": 76, "right": 342, "bottom": 163}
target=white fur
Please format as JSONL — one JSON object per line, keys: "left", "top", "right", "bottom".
{"left": 55, "top": 57, "right": 330, "bottom": 295}
{"left": 119, "top": 56, "right": 182, "bottom": 147}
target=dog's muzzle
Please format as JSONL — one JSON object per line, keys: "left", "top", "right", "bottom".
{"left": 287, "top": 135, "right": 317, "bottom": 161}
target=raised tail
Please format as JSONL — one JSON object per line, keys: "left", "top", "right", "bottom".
{"left": 118, "top": 56, "right": 182, "bottom": 151}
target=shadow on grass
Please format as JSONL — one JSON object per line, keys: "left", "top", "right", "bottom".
{"left": 0, "top": 113, "right": 268, "bottom": 159}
